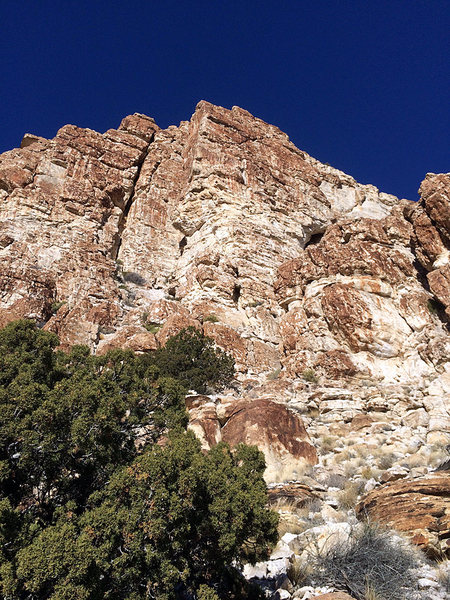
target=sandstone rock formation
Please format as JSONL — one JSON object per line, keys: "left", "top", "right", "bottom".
{"left": 356, "top": 471, "right": 450, "bottom": 557}
{"left": 187, "top": 395, "right": 317, "bottom": 482}
{"left": 0, "top": 113, "right": 158, "bottom": 346}
{"left": 1, "top": 101, "right": 449, "bottom": 481}
{"left": 267, "top": 482, "right": 321, "bottom": 510}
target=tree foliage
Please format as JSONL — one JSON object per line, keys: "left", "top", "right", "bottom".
{"left": 0, "top": 321, "right": 187, "bottom": 519}
{"left": 150, "top": 327, "right": 235, "bottom": 394}
{"left": 0, "top": 320, "right": 277, "bottom": 599}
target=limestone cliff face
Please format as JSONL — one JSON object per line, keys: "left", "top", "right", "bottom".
{"left": 0, "top": 101, "right": 449, "bottom": 479}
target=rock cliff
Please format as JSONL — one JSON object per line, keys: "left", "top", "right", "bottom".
{"left": 0, "top": 101, "right": 449, "bottom": 484}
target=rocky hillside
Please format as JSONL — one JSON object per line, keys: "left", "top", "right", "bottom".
{"left": 1, "top": 104, "right": 449, "bottom": 596}
{"left": 1, "top": 100, "right": 448, "bottom": 434}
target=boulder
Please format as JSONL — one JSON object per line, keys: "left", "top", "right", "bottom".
{"left": 356, "top": 471, "right": 450, "bottom": 557}
{"left": 221, "top": 399, "right": 318, "bottom": 483}
{"left": 268, "top": 482, "right": 321, "bottom": 509}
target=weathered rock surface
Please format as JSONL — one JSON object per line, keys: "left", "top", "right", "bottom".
{"left": 410, "top": 172, "right": 450, "bottom": 318}
{"left": 268, "top": 482, "right": 321, "bottom": 509}
{"left": 1, "top": 101, "right": 449, "bottom": 481}
{"left": 187, "top": 396, "right": 317, "bottom": 482}
{"left": 0, "top": 113, "right": 158, "bottom": 346}
{"left": 356, "top": 471, "right": 450, "bottom": 557}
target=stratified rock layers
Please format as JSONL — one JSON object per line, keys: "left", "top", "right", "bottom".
{"left": 356, "top": 472, "right": 450, "bottom": 557}
{"left": 0, "top": 113, "right": 159, "bottom": 346}
{"left": 0, "top": 101, "right": 449, "bottom": 472}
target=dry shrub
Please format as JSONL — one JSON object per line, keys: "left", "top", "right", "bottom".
{"left": 271, "top": 459, "right": 314, "bottom": 483}
{"left": 336, "top": 448, "right": 353, "bottom": 461}
{"left": 277, "top": 516, "right": 305, "bottom": 537}
{"left": 360, "top": 465, "right": 375, "bottom": 480}
{"left": 343, "top": 458, "right": 365, "bottom": 478}
{"left": 324, "top": 472, "right": 347, "bottom": 490}
{"left": 305, "top": 498, "right": 322, "bottom": 514}
{"left": 299, "top": 511, "right": 325, "bottom": 532}
{"left": 337, "top": 482, "right": 361, "bottom": 510}
{"left": 364, "top": 584, "right": 384, "bottom": 600}
{"left": 123, "top": 271, "right": 146, "bottom": 285}
{"left": 276, "top": 497, "right": 325, "bottom": 537}
{"left": 407, "top": 453, "right": 424, "bottom": 468}
{"left": 423, "top": 443, "right": 449, "bottom": 470}
{"left": 287, "top": 558, "right": 312, "bottom": 586}
{"left": 354, "top": 445, "right": 370, "bottom": 459}
{"left": 377, "top": 451, "right": 396, "bottom": 470}
{"left": 436, "top": 558, "right": 450, "bottom": 593}
{"left": 305, "top": 522, "right": 422, "bottom": 600}
{"left": 320, "top": 435, "right": 336, "bottom": 451}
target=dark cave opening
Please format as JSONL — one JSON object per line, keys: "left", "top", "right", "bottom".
{"left": 232, "top": 284, "right": 241, "bottom": 304}
{"left": 179, "top": 236, "right": 187, "bottom": 256}
{"left": 304, "top": 231, "right": 324, "bottom": 248}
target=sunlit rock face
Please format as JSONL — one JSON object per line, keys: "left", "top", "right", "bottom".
{"left": 1, "top": 101, "right": 449, "bottom": 477}
{"left": 186, "top": 395, "right": 317, "bottom": 483}
{"left": 0, "top": 113, "right": 159, "bottom": 347}
{"left": 356, "top": 471, "right": 450, "bottom": 557}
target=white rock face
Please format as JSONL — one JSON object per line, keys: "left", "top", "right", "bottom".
{"left": 0, "top": 101, "right": 449, "bottom": 481}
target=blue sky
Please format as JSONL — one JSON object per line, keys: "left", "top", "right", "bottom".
{"left": 1, "top": 1, "right": 449, "bottom": 200}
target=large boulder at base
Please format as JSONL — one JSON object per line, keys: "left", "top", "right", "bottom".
{"left": 186, "top": 397, "right": 317, "bottom": 483}
{"left": 221, "top": 399, "right": 318, "bottom": 483}
{"left": 356, "top": 471, "right": 450, "bottom": 557}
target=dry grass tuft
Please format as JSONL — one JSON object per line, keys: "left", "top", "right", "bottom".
{"left": 337, "top": 482, "right": 361, "bottom": 510}
{"left": 407, "top": 452, "right": 424, "bottom": 468}
{"left": 377, "top": 451, "right": 396, "bottom": 471}
{"left": 320, "top": 435, "right": 336, "bottom": 452}
{"left": 287, "top": 558, "right": 312, "bottom": 586}
{"left": 277, "top": 516, "right": 304, "bottom": 537}
{"left": 435, "top": 558, "right": 450, "bottom": 593}
{"left": 360, "top": 465, "right": 375, "bottom": 480}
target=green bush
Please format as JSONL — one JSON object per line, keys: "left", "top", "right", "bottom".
{"left": 427, "top": 298, "right": 439, "bottom": 314}
{"left": 141, "top": 311, "right": 162, "bottom": 333}
{"left": 150, "top": 327, "right": 235, "bottom": 394}
{"left": 13, "top": 434, "right": 277, "bottom": 599}
{"left": 204, "top": 314, "right": 219, "bottom": 323}
{"left": 50, "top": 300, "right": 66, "bottom": 314}
{"left": 197, "top": 585, "right": 221, "bottom": 600}
{"left": 302, "top": 369, "right": 318, "bottom": 383}
{"left": 0, "top": 320, "right": 187, "bottom": 519}
{"left": 0, "top": 320, "right": 274, "bottom": 599}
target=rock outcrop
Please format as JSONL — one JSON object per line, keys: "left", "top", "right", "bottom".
{"left": 187, "top": 395, "right": 317, "bottom": 482}
{"left": 356, "top": 471, "right": 450, "bottom": 557}
{"left": 0, "top": 113, "right": 158, "bottom": 346}
{"left": 1, "top": 101, "right": 449, "bottom": 482}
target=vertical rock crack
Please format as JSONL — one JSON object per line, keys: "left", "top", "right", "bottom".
{"left": 111, "top": 132, "right": 156, "bottom": 260}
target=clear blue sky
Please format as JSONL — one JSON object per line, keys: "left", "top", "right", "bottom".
{"left": 1, "top": 1, "right": 449, "bottom": 200}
